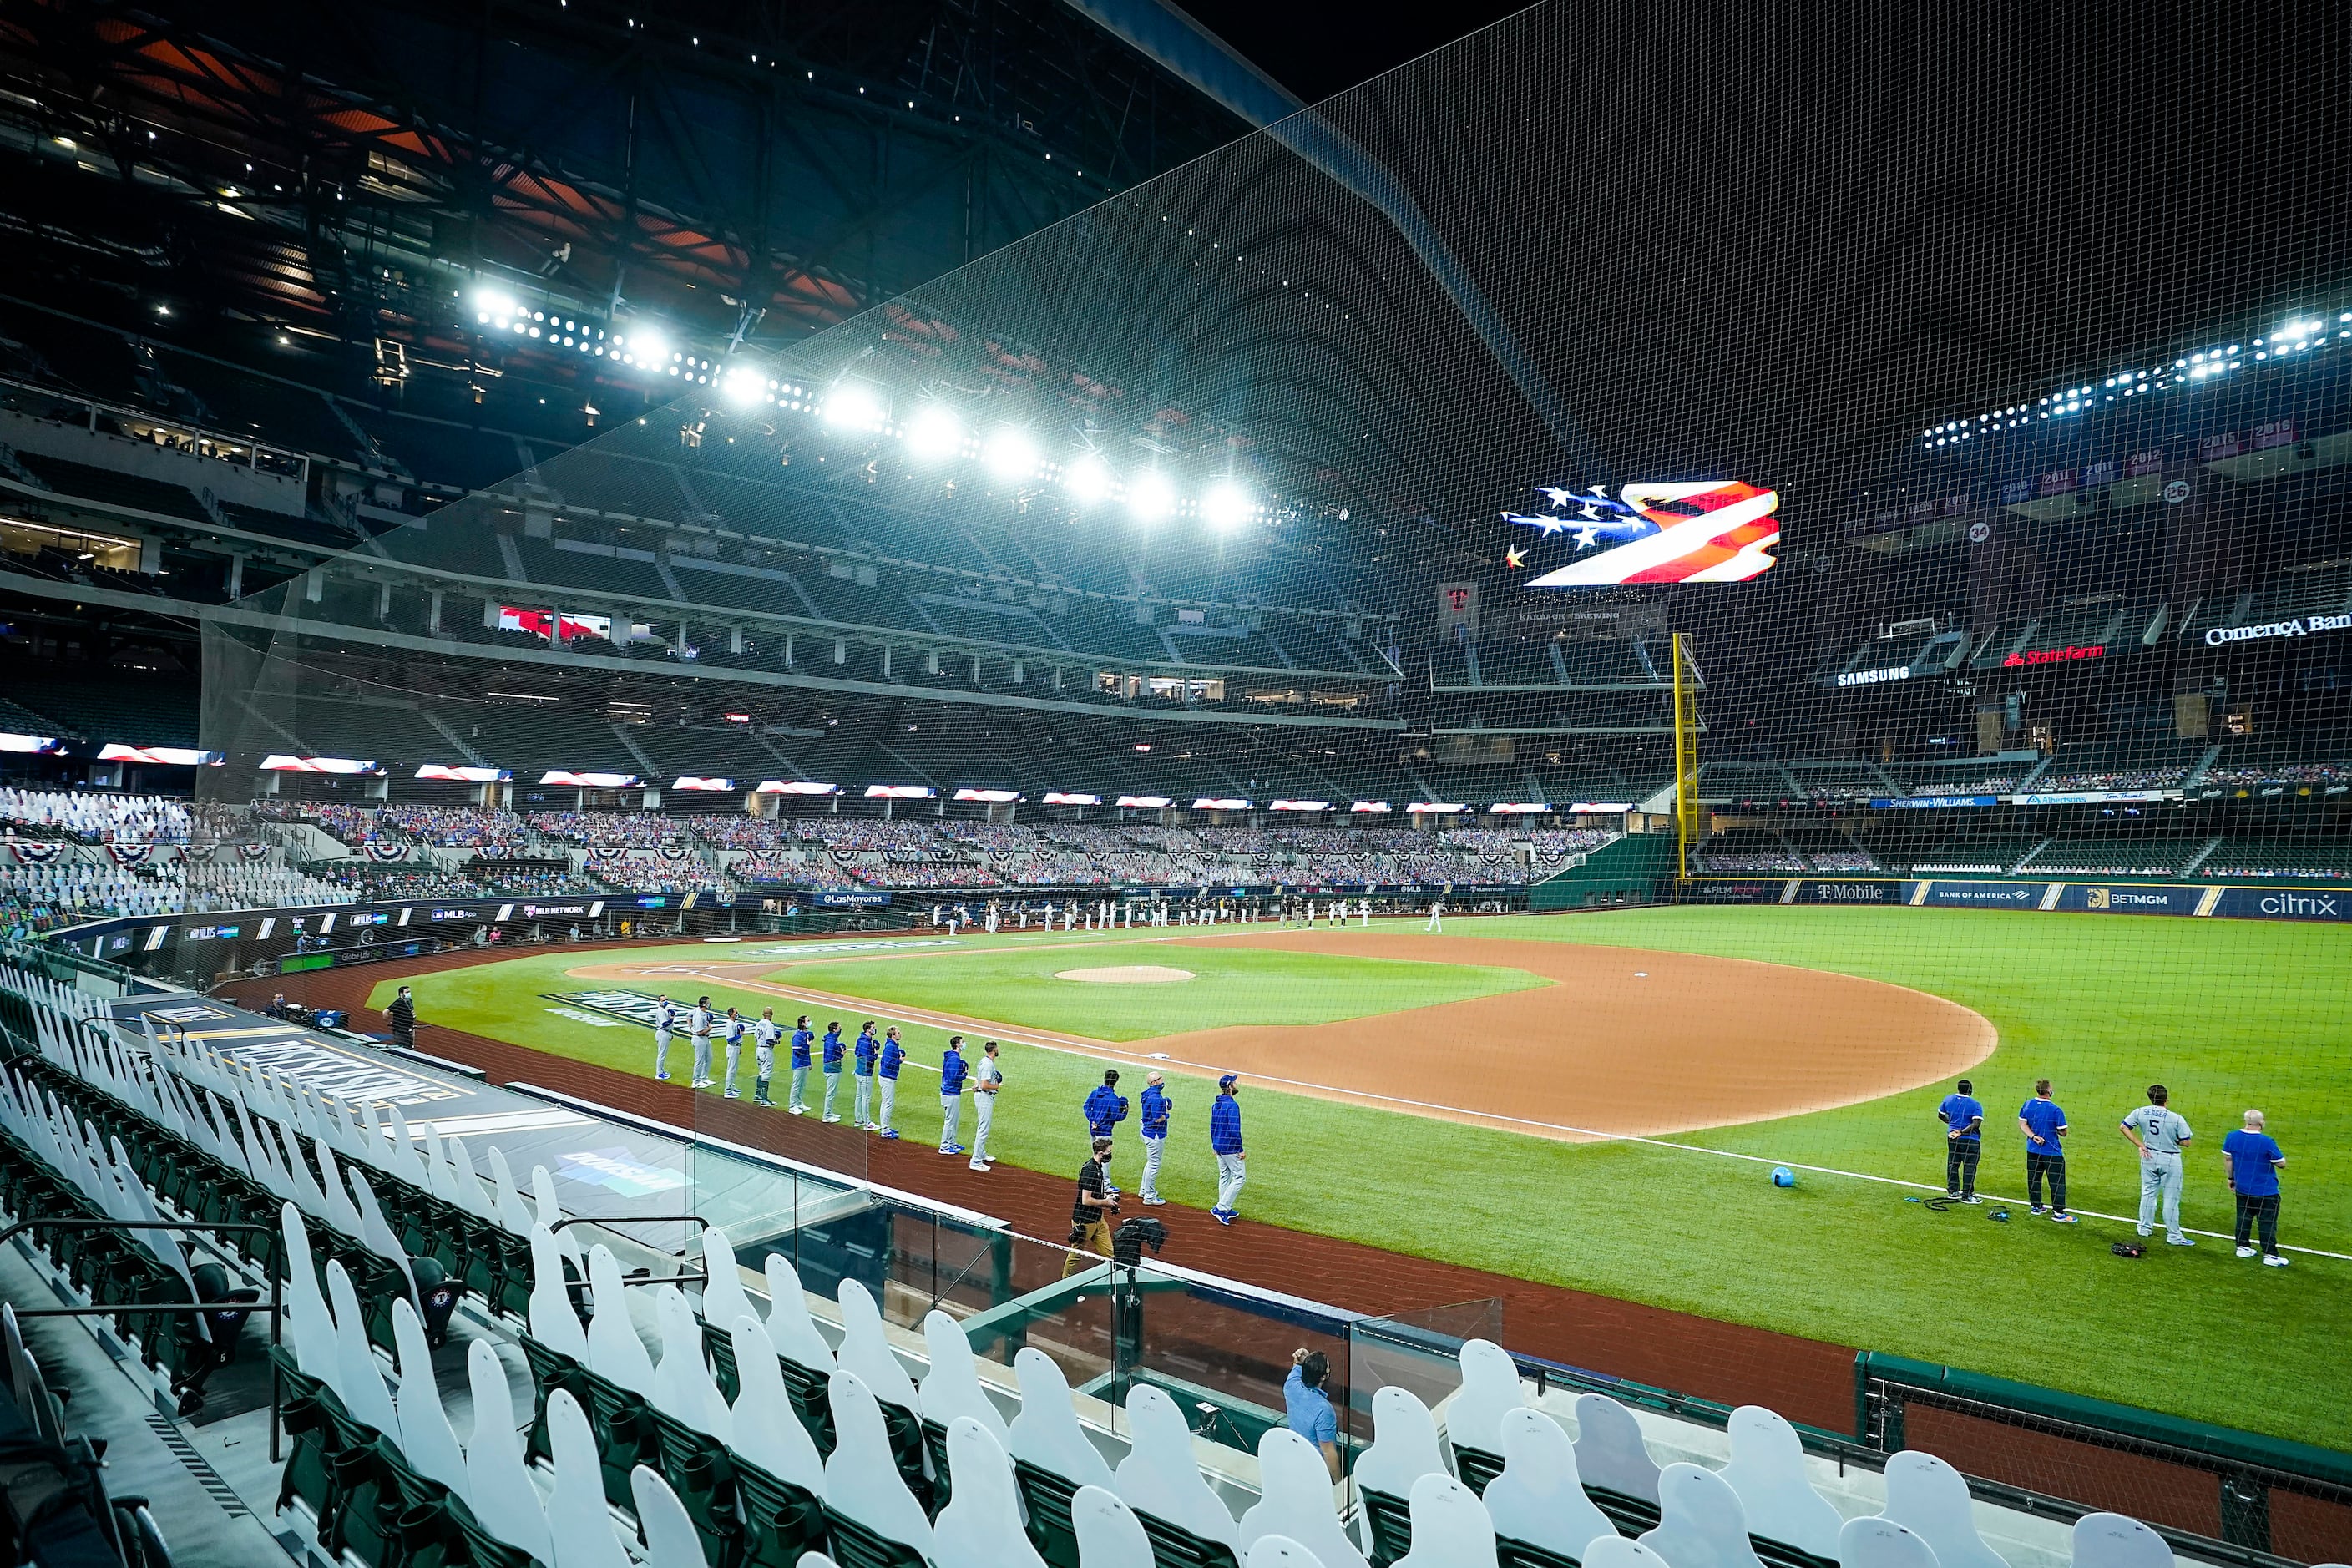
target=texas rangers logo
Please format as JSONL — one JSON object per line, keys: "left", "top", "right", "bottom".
{"left": 1504, "top": 480, "right": 1781, "bottom": 585}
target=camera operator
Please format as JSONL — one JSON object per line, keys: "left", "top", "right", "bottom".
{"left": 1064, "top": 1136, "right": 1120, "bottom": 1277}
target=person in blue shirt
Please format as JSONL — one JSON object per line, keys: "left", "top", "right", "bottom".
{"left": 1138, "top": 1070, "right": 1171, "bottom": 1206}
{"left": 819, "top": 1021, "right": 847, "bottom": 1122}
{"left": 1937, "top": 1078, "right": 1985, "bottom": 1203}
{"left": 852, "top": 1022, "right": 880, "bottom": 1129}
{"left": 2223, "top": 1110, "right": 2289, "bottom": 1265}
{"left": 938, "top": 1035, "right": 969, "bottom": 1156}
{"left": 877, "top": 1027, "right": 905, "bottom": 1139}
{"left": 1283, "top": 1348, "right": 1340, "bottom": 1480}
{"left": 1084, "top": 1070, "right": 1130, "bottom": 1138}
{"left": 1210, "top": 1073, "right": 1246, "bottom": 1225}
{"left": 1084, "top": 1069, "right": 1130, "bottom": 1196}
{"left": 787, "top": 1015, "right": 815, "bottom": 1115}
{"left": 2017, "top": 1078, "right": 2075, "bottom": 1222}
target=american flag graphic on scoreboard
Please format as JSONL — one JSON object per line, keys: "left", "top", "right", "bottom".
{"left": 1505, "top": 480, "right": 1783, "bottom": 586}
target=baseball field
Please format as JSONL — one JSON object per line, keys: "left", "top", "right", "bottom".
{"left": 369, "top": 906, "right": 2352, "bottom": 1448}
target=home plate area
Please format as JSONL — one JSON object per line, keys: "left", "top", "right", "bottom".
{"left": 1053, "top": 964, "right": 1197, "bottom": 984}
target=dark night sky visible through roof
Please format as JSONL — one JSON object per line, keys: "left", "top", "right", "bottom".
{"left": 1174, "top": 0, "right": 1537, "bottom": 105}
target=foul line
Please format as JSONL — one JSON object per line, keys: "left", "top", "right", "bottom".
{"left": 602, "top": 962, "right": 2352, "bottom": 1264}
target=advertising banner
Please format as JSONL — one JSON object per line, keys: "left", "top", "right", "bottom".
{"left": 815, "top": 890, "right": 893, "bottom": 908}
{"left": 2215, "top": 887, "right": 2350, "bottom": 922}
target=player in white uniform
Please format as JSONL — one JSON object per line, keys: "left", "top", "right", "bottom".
{"left": 969, "top": 1040, "right": 1003, "bottom": 1171}
{"left": 1425, "top": 899, "right": 1444, "bottom": 933}
{"left": 721, "top": 1007, "right": 747, "bottom": 1098}
{"left": 688, "top": 997, "right": 715, "bottom": 1088}
{"left": 652, "top": 996, "right": 676, "bottom": 1081}
{"left": 2120, "top": 1085, "right": 2196, "bottom": 1245}
{"left": 751, "top": 1007, "right": 781, "bottom": 1106}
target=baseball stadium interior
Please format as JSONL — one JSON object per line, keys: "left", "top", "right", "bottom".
{"left": 0, "top": 2, "right": 2348, "bottom": 1568}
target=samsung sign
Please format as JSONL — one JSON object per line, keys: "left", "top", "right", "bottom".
{"left": 2204, "top": 613, "right": 2352, "bottom": 647}
{"left": 1837, "top": 665, "right": 1912, "bottom": 688}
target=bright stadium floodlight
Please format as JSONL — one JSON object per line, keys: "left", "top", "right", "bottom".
{"left": 823, "top": 382, "right": 885, "bottom": 430}
{"left": 721, "top": 366, "right": 765, "bottom": 405}
{"left": 621, "top": 331, "right": 667, "bottom": 370}
{"left": 1064, "top": 452, "right": 1114, "bottom": 505}
{"left": 1201, "top": 479, "right": 1255, "bottom": 532}
{"left": 983, "top": 427, "right": 1039, "bottom": 482}
{"left": 1127, "top": 469, "right": 1175, "bottom": 523}
{"left": 904, "top": 402, "right": 964, "bottom": 461}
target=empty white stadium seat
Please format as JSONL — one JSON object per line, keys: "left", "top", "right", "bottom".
{"left": 1358, "top": 1384, "right": 1450, "bottom": 1500}
{"left": 528, "top": 1222, "right": 589, "bottom": 1360}
{"left": 1480, "top": 1407, "right": 1616, "bottom": 1560}
{"left": 1112, "top": 1383, "right": 1242, "bottom": 1552}
{"left": 1248, "top": 1535, "right": 1333, "bottom": 1568}
{"left": 764, "top": 1255, "right": 838, "bottom": 1369}
{"left": 1719, "top": 1405, "right": 1844, "bottom": 1557}
{"left": 1238, "top": 1428, "right": 1368, "bottom": 1568}
{"left": 835, "top": 1277, "right": 921, "bottom": 1410}
{"left": 937, "top": 1417, "right": 1045, "bottom": 1568}
{"left": 545, "top": 1388, "right": 630, "bottom": 1568}
{"left": 919, "top": 1309, "right": 1010, "bottom": 1444}
{"left": 1394, "top": 1471, "right": 1500, "bottom": 1568}
{"left": 1877, "top": 1452, "right": 2011, "bottom": 1568}
{"left": 1638, "top": 1464, "right": 1766, "bottom": 1568}
{"left": 653, "top": 1284, "right": 731, "bottom": 1440}
{"left": 730, "top": 1315, "right": 828, "bottom": 1495}
{"left": 325, "top": 1258, "right": 397, "bottom": 1434}
{"left": 1008, "top": 1346, "right": 1116, "bottom": 1490}
{"left": 1583, "top": 1539, "right": 1675, "bottom": 1568}
{"left": 586, "top": 1243, "right": 656, "bottom": 1397}
{"left": 1573, "top": 1393, "right": 1662, "bottom": 1505}
{"left": 1448, "top": 1340, "right": 1528, "bottom": 1465}
{"left": 464, "top": 1339, "right": 554, "bottom": 1561}
{"left": 634, "top": 1462, "right": 712, "bottom": 1568}
{"left": 2071, "top": 1513, "right": 2172, "bottom": 1568}
{"left": 1839, "top": 1516, "right": 1941, "bottom": 1568}
{"left": 1072, "top": 1482, "right": 1158, "bottom": 1568}
{"left": 391, "top": 1297, "right": 468, "bottom": 1496}
{"left": 700, "top": 1226, "right": 757, "bottom": 1333}
{"left": 824, "top": 1369, "right": 934, "bottom": 1559}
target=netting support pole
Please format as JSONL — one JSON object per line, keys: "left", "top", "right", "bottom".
{"left": 1672, "top": 631, "right": 1700, "bottom": 884}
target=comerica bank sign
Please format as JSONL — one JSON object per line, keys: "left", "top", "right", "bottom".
{"left": 2205, "top": 613, "right": 2352, "bottom": 647}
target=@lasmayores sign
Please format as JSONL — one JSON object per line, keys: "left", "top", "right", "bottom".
{"left": 1505, "top": 481, "right": 1781, "bottom": 586}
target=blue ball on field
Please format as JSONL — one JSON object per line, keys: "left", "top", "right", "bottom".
{"left": 1770, "top": 1166, "right": 1796, "bottom": 1188}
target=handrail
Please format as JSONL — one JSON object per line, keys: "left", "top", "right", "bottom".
{"left": 0, "top": 1217, "right": 286, "bottom": 1451}
{"left": 550, "top": 1211, "right": 711, "bottom": 1285}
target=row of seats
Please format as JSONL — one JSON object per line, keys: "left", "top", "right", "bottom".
{"left": 0, "top": 1304, "right": 175, "bottom": 1565}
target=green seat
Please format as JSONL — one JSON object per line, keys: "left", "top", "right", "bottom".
{"left": 1497, "top": 1536, "right": 1585, "bottom": 1568}
{"left": 878, "top": 1398, "right": 933, "bottom": 1515}
{"left": 776, "top": 1355, "right": 837, "bottom": 1455}
{"left": 450, "top": 1505, "right": 549, "bottom": 1568}
{"left": 517, "top": 1336, "right": 593, "bottom": 1463}
{"left": 1013, "top": 1458, "right": 1084, "bottom": 1568}
{"left": 1130, "top": 1505, "right": 1242, "bottom": 1568}
{"left": 578, "top": 1370, "right": 656, "bottom": 1509}
{"left": 701, "top": 1319, "right": 741, "bottom": 1404}
{"left": 1454, "top": 1444, "right": 1505, "bottom": 1495}
{"left": 271, "top": 1348, "right": 345, "bottom": 1523}
{"left": 731, "top": 1456, "right": 827, "bottom": 1568}
{"left": 647, "top": 1407, "right": 743, "bottom": 1565}
{"left": 920, "top": 1419, "right": 953, "bottom": 1510}
{"left": 822, "top": 1506, "right": 931, "bottom": 1568}
{"left": 1361, "top": 1486, "right": 1414, "bottom": 1567}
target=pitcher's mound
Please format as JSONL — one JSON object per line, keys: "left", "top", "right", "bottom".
{"left": 1056, "top": 964, "right": 1196, "bottom": 984}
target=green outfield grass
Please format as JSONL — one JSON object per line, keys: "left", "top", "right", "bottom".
{"left": 372, "top": 909, "right": 2352, "bottom": 1449}
{"left": 767, "top": 943, "right": 1546, "bottom": 1039}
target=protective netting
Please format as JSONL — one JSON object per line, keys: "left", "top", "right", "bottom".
{"left": 191, "top": 0, "right": 2352, "bottom": 1548}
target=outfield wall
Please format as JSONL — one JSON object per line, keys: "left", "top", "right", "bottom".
{"left": 1686, "top": 877, "right": 2352, "bottom": 922}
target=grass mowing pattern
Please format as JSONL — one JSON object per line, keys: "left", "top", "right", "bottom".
{"left": 373, "top": 909, "right": 2351, "bottom": 1449}
{"left": 766, "top": 943, "right": 1548, "bottom": 1039}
